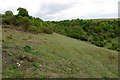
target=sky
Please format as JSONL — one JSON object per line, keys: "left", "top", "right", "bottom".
{"left": 0, "top": 0, "right": 119, "bottom": 21}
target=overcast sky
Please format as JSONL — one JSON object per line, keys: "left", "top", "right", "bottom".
{"left": 0, "top": 0, "right": 119, "bottom": 21}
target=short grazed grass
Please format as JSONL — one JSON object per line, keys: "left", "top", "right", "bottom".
{"left": 2, "top": 29, "right": 118, "bottom": 78}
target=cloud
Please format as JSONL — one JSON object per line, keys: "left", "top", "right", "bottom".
{"left": 34, "top": 2, "right": 74, "bottom": 19}
{"left": 0, "top": 0, "right": 119, "bottom": 21}
{"left": 41, "top": 3, "right": 72, "bottom": 14}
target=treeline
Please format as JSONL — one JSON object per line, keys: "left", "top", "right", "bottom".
{"left": 46, "top": 19, "right": 119, "bottom": 51}
{"left": 2, "top": 7, "right": 53, "bottom": 34}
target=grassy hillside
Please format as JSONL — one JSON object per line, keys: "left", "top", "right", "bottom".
{"left": 2, "top": 8, "right": 119, "bottom": 52}
{"left": 48, "top": 18, "right": 119, "bottom": 51}
{"left": 2, "top": 29, "right": 118, "bottom": 78}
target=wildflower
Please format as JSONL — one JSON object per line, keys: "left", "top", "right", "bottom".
{"left": 17, "top": 63, "right": 21, "bottom": 67}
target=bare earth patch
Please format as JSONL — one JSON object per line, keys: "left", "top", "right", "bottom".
{"left": 28, "top": 40, "right": 42, "bottom": 44}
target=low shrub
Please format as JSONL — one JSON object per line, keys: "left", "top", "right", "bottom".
{"left": 32, "top": 62, "right": 38, "bottom": 67}
{"left": 42, "top": 27, "right": 53, "bottom": 34}
{"left": 2, "top": 45, "right": 9, "bottom": 49}
{"left": 107, "top": 39, "right": 112, "bottom": 43}
{"left": 28, "top": 26, "right": 40, "bottom": 33}
{"left": 67, "top": 33, "right": 80, "bottom": 39}
{"left": 109, "top": 43, "right": 120, "bottom": 51}
{"left": 23, "top": 45, "right": 31, "bottom": 52}
{"left": 2, "top": 49, "right": 7, "bottom": 53}
{"left": 92, "top": 40, "right": 106, "bottom": 47}
{"left": 16, "top": 16, "right": 33, "bottom": 30}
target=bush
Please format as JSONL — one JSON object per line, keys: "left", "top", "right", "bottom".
{"left": 67, "top": 32, "right": 88, "bottom": 41}
{"left": 109, "top": 43, "right": 120, "bottom": 51}
{"left": 67, "top": 33, "right": 80, "bottom": 39}
{"left": 107, "top": 39, "right": 112, "bottom": 43}
{"left": 15, "top": 16, "right": 22, "bottom": 26}
{"left": 92, "top": 41, "right": 106, "bottom": 47}
{"left": 116, "top": 48, "right": 120, "bottom": 52}
{"left": 16, "top": 16, "right": 33, "bottom": 30}
{"left": 79, "top": 35, "right": 88, "bottom": 41}
{"left": 93, "top": 36, "right": 100, "bottom": 41}
{"left": 110, "top": 33, "right": 115, "bottom": 38}
{"left": 3, "top": 11, "right": 16, "bottom": 25}
{"left": 33, "top": 18, "right": 43, "bottom": 27}
{"left": 42, "top": 27, "right": 53, "bottom": 34}
{"left": 28, "top": 26, "right": 40, "bottom": 33}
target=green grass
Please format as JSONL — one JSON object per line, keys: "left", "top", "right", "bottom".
{"left": 2, "top": 29, "right": 118, "bottom": 78}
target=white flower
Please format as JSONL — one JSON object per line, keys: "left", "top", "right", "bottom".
{"left": 17, "top": 63, "right": 21, "bottom": 67}
{"left": 18, "top": 64, "right": 21, "bottom": 66}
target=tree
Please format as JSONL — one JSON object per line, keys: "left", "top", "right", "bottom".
{"left": 3, "top": 11, "right": 15, "bottom": 25}
{"left": 17, "top": 7, "right": 29, "bottom": 17}
{"left": 16, "top": 16, "right": 33, "bottom": 30}
{"left": 28, "top": 26, "right": 40, "bottom": 33}
{"left": 33, "top": 18, "right": 43, "bottom": 27}
{"left": 5, "top": 11, "right": 13, "bottom": 16}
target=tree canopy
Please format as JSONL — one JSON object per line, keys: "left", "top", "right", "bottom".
{"left": 17, "top": 7, "right": 29, "bottom": 17}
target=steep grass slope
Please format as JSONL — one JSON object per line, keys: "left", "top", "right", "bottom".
{"left": 2, "top": 29, "right": 118, "bottom": 78}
